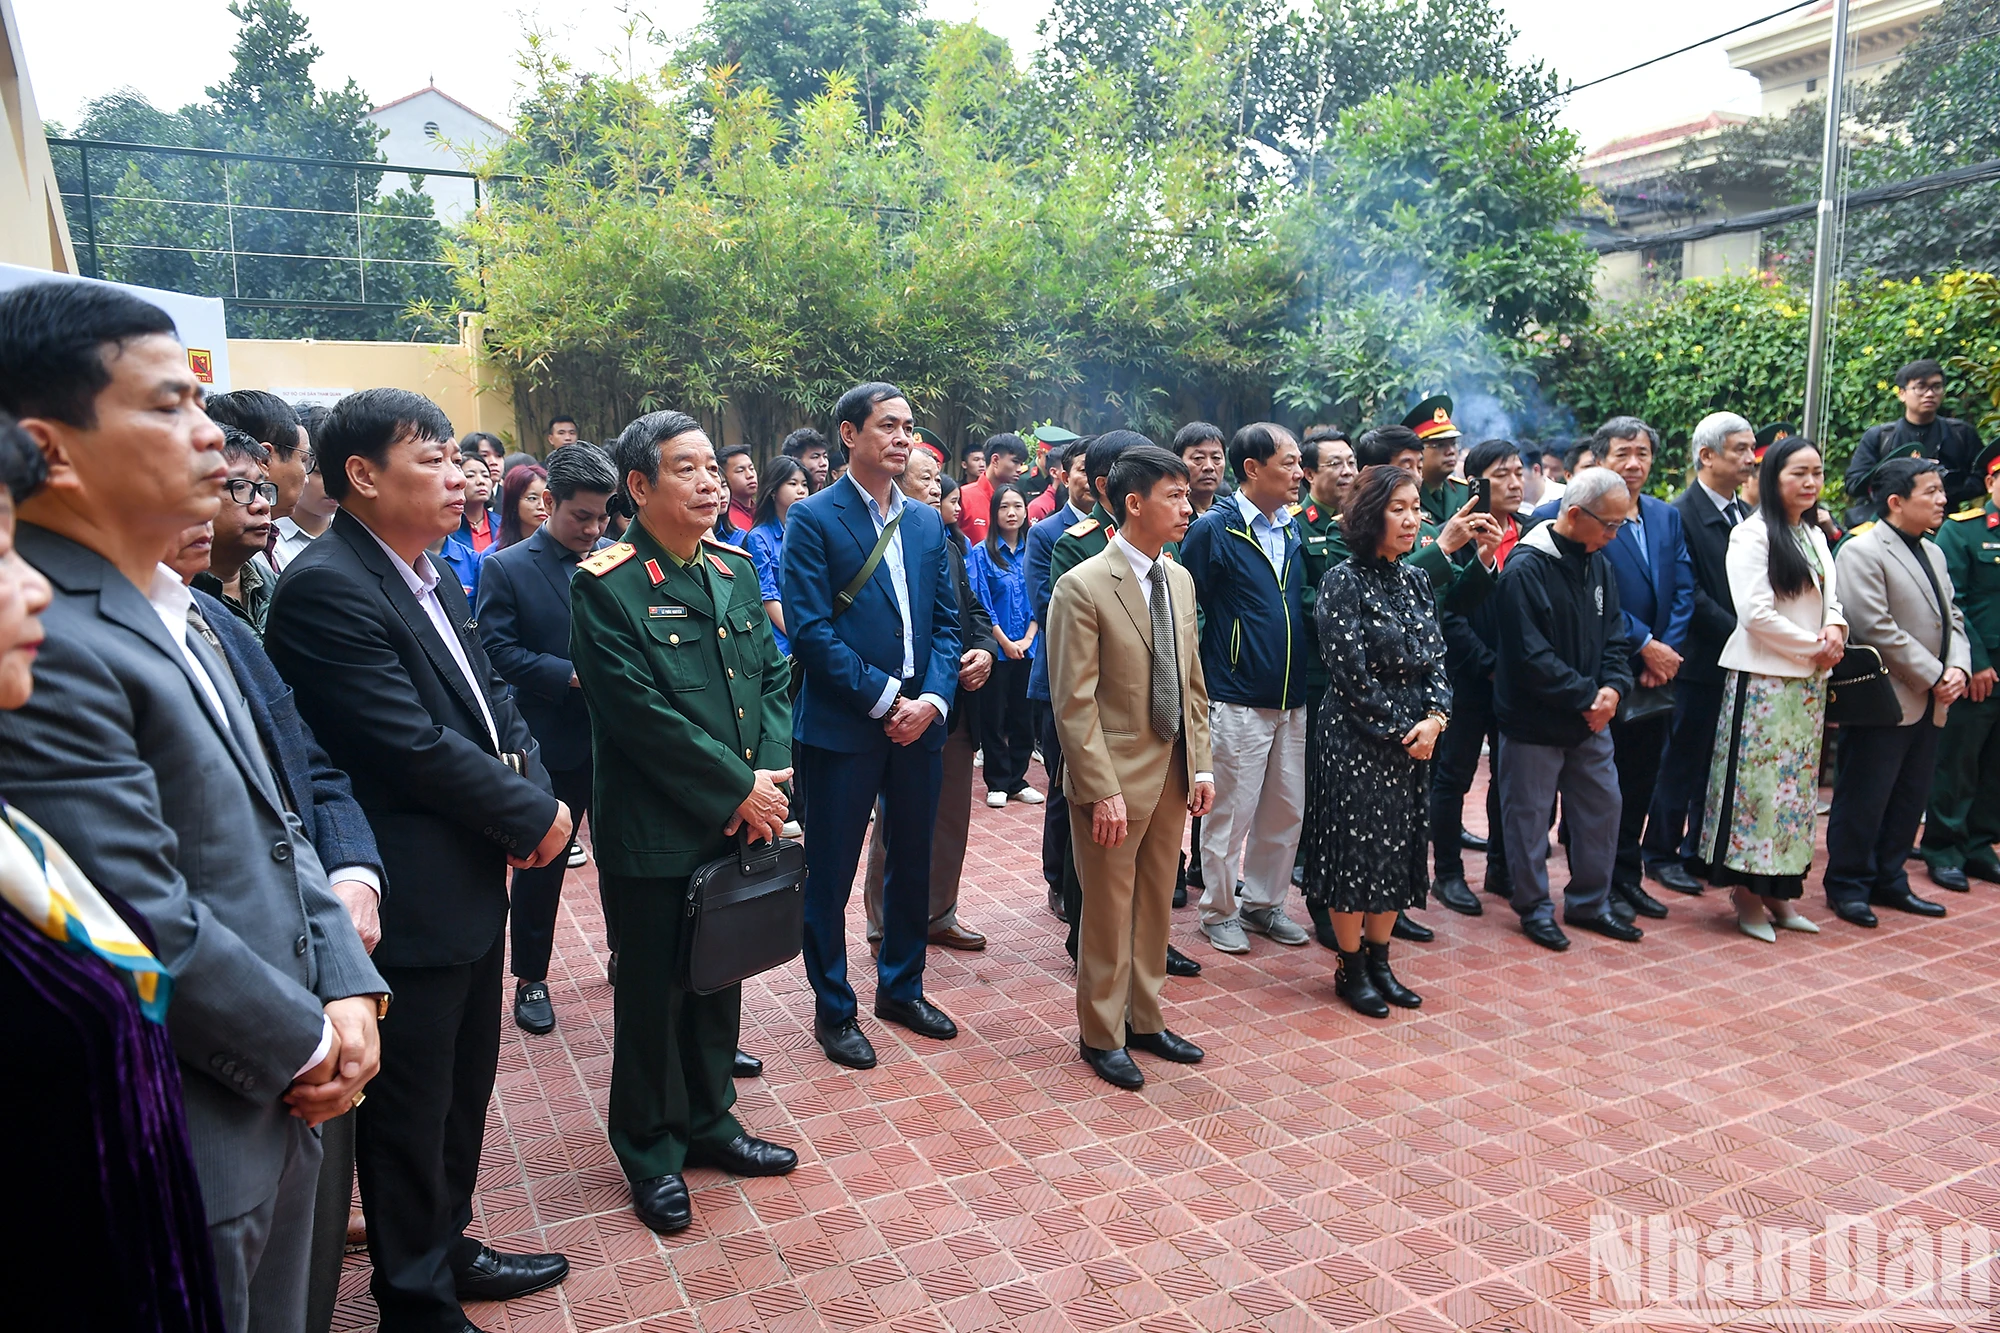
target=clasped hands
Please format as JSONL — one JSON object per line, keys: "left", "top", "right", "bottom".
{"left": 285, "top": 995, "right": 381, "bottom": 1127}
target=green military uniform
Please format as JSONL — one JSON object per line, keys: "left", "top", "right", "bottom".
{"left": 1419, "top": 476, "right": 1471, "bottom": 528}
{"left": 1921, "top": 487, "right": 2000, "bottom": 879}
{"left": 570, "top": 521, "right": 792, "bottom": 1181}
{"left": 1404, "top": 394, "right": 1467, "bottom": 525}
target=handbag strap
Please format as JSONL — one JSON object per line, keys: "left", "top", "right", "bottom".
{"left": 833, "top": 509, "right": 904, "bottom": 620}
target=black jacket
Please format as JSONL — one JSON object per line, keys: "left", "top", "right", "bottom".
{"left": 1673, "top": 484, "right": 1740, "bottom": 684}
{"left": 1846, "top": 415, "right": 1985, "bottom": 510}
{"left": 475, "top": 525, "right": 598, "bottom": 772}
{"left": 267, "top": 511, "right": 558, "bottom": 970}
{"left": 1492, "top": 523, "right": 1634, "bottom": 748}
{"left": 946, "top": 537, "right": 998, "bottom": 738}
{"left": 1440, "top": 514, "right": 1543, "bottom": 680}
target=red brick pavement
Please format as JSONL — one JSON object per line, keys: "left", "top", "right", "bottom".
{"left": 334, "top": 764, "right": 2000, "bottom": 1332}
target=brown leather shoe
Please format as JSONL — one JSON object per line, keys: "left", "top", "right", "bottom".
{"left": 927, "top": 923, "right": 986, "bottom": 951}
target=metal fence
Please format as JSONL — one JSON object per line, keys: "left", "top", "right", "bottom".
{"left": 49, "top": 137, "right": 518, "bottom": 331}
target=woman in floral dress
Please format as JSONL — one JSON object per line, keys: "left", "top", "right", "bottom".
{"left": 1701, "top": 436, "right": 1847, "bottom": 939}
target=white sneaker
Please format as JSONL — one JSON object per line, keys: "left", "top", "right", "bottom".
{"left": 566, "top": 841, "right": 589, "bottom": 869}
{"left": 1242, "top": 904, "right": 1309, "bottom": 945}
{"left": 1014, "top": 788, "right": 1045, "bottom": 805}
{"left": 986, "top": 791, "right": 1009, "bottom": 808}
{"left": 1203, "top": 919, "right": 1250, "bottom": 953}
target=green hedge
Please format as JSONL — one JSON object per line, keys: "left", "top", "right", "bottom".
{"left": 1554, "top": 271, "right": 2000, "bottom": 497}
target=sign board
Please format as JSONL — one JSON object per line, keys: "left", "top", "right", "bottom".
{"left": 0, "top": 264, "right": 232, "bottom": 394}
{"left": 269, "top": 386, "right": 351, "bottom": 410}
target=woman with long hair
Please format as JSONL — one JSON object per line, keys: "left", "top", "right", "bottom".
{"left": 497, "top": 461, "right": 548, "bottom": 549}
{"left": 746, "top": 455, "right": 810, "bottom": 654}
{"left": 968, "top": 484, "right": 1041, "bottom": 805}
{"left": 1699, "top": 435, "right": 1846, "bottom": 938}
{"left": 1301, "top": 465, "right": 1450, "bottom": 1017}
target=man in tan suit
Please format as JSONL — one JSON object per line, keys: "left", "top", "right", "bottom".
{"left": 1047, "top": 443, "right": 1215, "bottom": 1089}
{"left": 1826, "top": 457, "right": 1970, "bottom": 926}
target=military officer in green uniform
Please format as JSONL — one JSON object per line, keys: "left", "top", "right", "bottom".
{"left": 572, "top": 410, "right": 799, "bottom": 1236}
{"left": 1921, "top": 441, "right": 2000, "bottom": 888}
{"left": 1406, "top": 395, "right": 1470, "bottom": 524}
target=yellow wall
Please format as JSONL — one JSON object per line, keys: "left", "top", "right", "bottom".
{"left": 226, "top": 336, "right": 521, "bottom": 445}
{"left": 0, "top": 0, "right": 76, "bottom": 274}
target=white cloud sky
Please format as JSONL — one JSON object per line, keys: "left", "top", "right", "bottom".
{"left": 20, "top": 0, "right": 1776, "bottom": 154}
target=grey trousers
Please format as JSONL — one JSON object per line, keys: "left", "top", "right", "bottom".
{"left": 864, "top": 717, "right": 974, "bottom": 939}
{"left": 1497, "top": 729, "right": 1621, "bottom": 922}
{"left": 304, "top": 1110, "right": 355, "bottom": 1333}
{"left": 210, "top": 1113, "right": 323, "bottom": 1333}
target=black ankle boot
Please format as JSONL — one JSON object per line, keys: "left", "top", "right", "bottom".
{"left": 1308, "top": 902, "right": 1337, "bottom": 950}
{"left": 1362, "top": 939, "right": 1421, "bottom": 1009}
{"left": 1334, "top": 948, "right": 1390, "bottom": 1018}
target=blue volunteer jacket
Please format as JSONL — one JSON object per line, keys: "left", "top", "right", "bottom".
{"left": 1178, "top": 496, "right": 1308, "bottom": 710}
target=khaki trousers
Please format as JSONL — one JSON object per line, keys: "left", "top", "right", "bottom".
{"left": 863, "top": 717, "right": 975, "bottom": 938}
{"left": 1071, "top": 743, "right": 1188, "bottom": 1050}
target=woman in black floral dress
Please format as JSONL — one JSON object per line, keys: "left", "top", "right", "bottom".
{"left": 1301, "top": 465, "right": 1451, "bottom": 1017}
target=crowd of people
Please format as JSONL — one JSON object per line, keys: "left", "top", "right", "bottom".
{"left": 7, "top": 275, "right": 1998, "bottom": 1333}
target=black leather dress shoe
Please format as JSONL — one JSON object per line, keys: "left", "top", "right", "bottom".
{"left": 513, "top": 980, "right": 555, "bottom": 1035}
{"left": 687, "top": 1133, "right": 797, "bottom": 1177}
{"left": 1831, "top": 900, "right": 1878, "bottom": 927}
{"left": 606, "top": 952, "right": 618, "bottom": 987}
{"left": 1459, "top": 830, "right": 1490, "bottom": 852}
{"left": 1047, "top": 885, "right": 1068, "bottom": 922}
{"left": 1614, "top": 880, "right": 1669, "bottom": 920}
{"left": 1126, "top": 1028, "right": 1204, "bottom": 1063}
{"left": 1646, "top": 861, "right": 1704, "bottom": 895}
{"left": 1080, "top": 1042, "right": 1144, "bottom": 1089}
{"left": 874, "top": 995, "right": 958, "bottom": 1040}
{"left": 454, "top": 1244, "right": 569, "bottom": 1301}
{"left": 1871, "top": 888, "right": 1947, "bottom": 917}
{"left": 1608, "top": 894, "right": 1637, "bottom": 924}
{"left": 1564, "top": 908, "right": 1644, "bottom": 942}
{"left": 1927, "top": 864, "right": 1971, "bottom": 893}
{"left": 1967, "top": 859, "right": 2000, "bottom": 884}
{"left": 1164, "top": 945, "right": 1201, "bottom": 977}
{"left": 631, "top": 1174, "right": 691, "bottom": 1234}
{"left": 1522, "top": 916, "right": 1569, "bottom": 951}
{"left": 453, "top": 1322, "right": 496, "bottom": 1333}
{"left": 815, "top": 1019, "right": 878, "bottom": 1069}
{"left": 732, "top": 1048, "right": 763, "bottom": 1078}
{"left": 1431, "top": 875, "right": 1481, "bottom": 916}
{"left": 1172, "top": 884, "right": 1187, "bottom": 909}
{"left": 1391, "top": 911, "right": 1434, "bottom": 942}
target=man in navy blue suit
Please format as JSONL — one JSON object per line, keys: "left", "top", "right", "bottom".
{"left": 477, "top": 442, "right": 618, "bottom": 1035}
{"left": 1535, "top": 416, "right": 1693, "bottom": 923}
{"left": 783, "top": 382, "right": 962, "bottom": 1069}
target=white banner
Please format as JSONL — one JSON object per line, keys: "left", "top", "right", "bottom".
{"left": 0, "top": 264, "right": 232, "bottom": 394}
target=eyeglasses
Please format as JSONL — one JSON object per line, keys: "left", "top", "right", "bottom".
{"left": 222, "top": 478, "right": 279, "bottom": 507}
{"left": 1575, "top": 507, "right": 1626, "bottom": 534}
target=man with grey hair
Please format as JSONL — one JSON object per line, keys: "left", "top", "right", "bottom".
{"left": 1493, "top": 467, "right": 1640, "bottom": 951}
{"left": 1643, "top": 412, "right": 1757, "bottom": 894}
{"left": 477, "top": 441, "right": 621, "bottom": 1034}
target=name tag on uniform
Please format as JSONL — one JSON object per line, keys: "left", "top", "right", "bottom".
{"left": 648, "top": 605, "right": 689, "bottom": 619}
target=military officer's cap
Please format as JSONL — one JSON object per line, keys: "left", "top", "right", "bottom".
{"left": 1030, "top": 424, "right": 1080, "bottom": 445}
{"left": 1403, "top": 395, "right": 1460, "bottom": 443}
{"left": 912, "top": 427, "right": 947, "bottom": 466}
{"left": 1855, "top": 447, "right": 1936, "bottom": 502}
{"left": 1753, "top": 422, "right": 1796, "bottom": 456}
{"left": 1974, "top": 439, "right": 2000, "bottom": 486}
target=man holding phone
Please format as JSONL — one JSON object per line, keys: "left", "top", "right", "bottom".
{"left": 1407, "top": 396, "right": 1469, "bottom": 524}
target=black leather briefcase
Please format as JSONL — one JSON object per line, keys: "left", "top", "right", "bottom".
{"left": 680, "top": 833, "right": 806, "bottom": 995}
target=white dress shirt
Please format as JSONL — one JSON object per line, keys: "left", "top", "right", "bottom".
{"left": 360, "top": 524, "right": 499, "bottom": 749}
{"left": 1234, "top": 491, "right": 1294, "bottom": 573}
{"left": 147, "top": 563, "right": 335, "bottom": 1078}
{"left": 1108, "top": 535, "right": 1213, "bottom": 785}
{"left": 846, "top": 473, "right": 952, "bottom": 724}
{"left": 1698, "top": 480, "right": 1740, "bottom": 520}
{"left": 266, "top": 515, "right": 322, "bottom": 573}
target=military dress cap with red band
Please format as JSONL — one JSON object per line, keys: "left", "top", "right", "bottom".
{"left": 911, "top": 427, "right": 948, "bottom": 467}
{"left": 1753, "top": 422, "right": 1797, "bottom": 459}
{"left": 1974, "top": 439, "right": 2000, "bottom": 485}
{"left": 1402, "top": 394, "right": 1460, "bottom": 442}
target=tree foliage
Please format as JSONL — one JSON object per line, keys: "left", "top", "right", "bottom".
{"left": 1552, "top": 271, "right": 2000, "bottom": 493}
{"left": 672, "top": 0, "right": 938, "bottom": 131}
{"left": 53, "top": 0, "right": 451, "bottom": 339}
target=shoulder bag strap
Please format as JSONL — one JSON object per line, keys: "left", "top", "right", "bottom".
{"left": 833, "top": 509, "right": 904, "bottom": 620}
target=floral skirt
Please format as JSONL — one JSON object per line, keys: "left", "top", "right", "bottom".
{"left": 1699, "top": 669, "right": 1827, "bottom": 898}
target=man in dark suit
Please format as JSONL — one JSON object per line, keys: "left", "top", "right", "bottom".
{"left": 267, "top": 389, "right": 574, "bottom": 1333}
{"left": 1534, "top": 416, "right": 1693, "bottom": 922}
{"left": 0, "top": 281, "right": 386, "bottom": 1333}
{"left": 476, "top": 441, "right": 617, "bottom": 1034}
{"left": 1643, "top": 412, "right": 1757, "bottom": 895}
{"left": 781, "top": 381, "right": 962, "bottom": 1070}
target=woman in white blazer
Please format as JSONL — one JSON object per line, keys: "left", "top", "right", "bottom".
{"left": 1700, "top": 436, "right": 1848, "bottom": 939}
